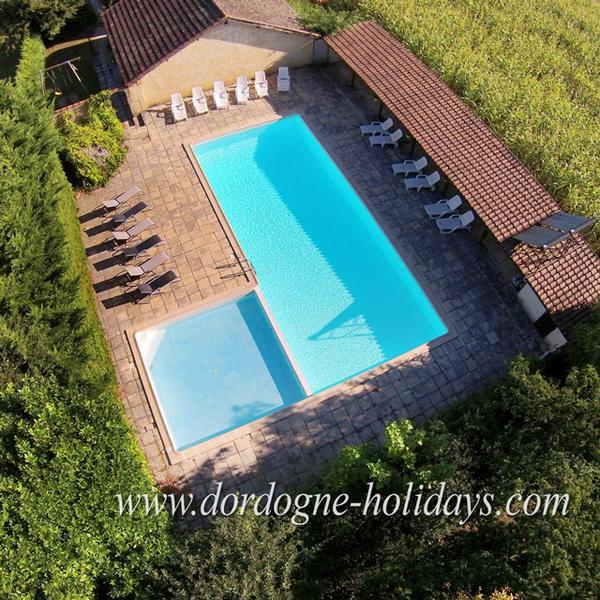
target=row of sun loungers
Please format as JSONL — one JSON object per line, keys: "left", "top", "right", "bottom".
{"left": 171, "top": 68, "right": 291, "bottom": 122}
{"left": 360, "top": 118, "right": 474, "bottom": 233}
{"left": 99, "top": 186, "right": 178, "bottom": 300}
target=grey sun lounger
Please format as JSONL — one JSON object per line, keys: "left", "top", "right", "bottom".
{"left": 102, "top": 185, "right": 141, "bottom": 210}
{"left": 122, "top": 234, "right": 163, "bottom": 259}
{"left": 124, "top": 252, "right": 170, "bottom": 279}
{"left": 136, "top": 270, "right": 178, "bottom": 301}
{"left": 111, "top": 201, "right": 149, "bottom": 226}
{"left": 111, "top": 218, "right": 154, "bottom": 242}
{"left": 513, "top": 225, "right": 570, "bottom": 249}
{"left": 539, "top": 211, "right": 595, "bottom": 234}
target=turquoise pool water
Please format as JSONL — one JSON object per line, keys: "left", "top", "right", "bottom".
{"left": 136, "top": 293, "right": 305, "bottom": 450}
{"left": 193, "top": 115, "right": 447, "bottom": 392}
{"left": 137, "top": 115, "right": 447, "bottom": 449}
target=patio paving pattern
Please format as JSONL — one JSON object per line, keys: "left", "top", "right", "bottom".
{"left": 79, "top": 66, "right": 538, "bottom": 497}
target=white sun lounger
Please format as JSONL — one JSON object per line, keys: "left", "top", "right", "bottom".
{"left": 277, "top": 66, "right": 290, "bottom": 92}
{"left": 102, "top": 185, "right": 141, "bottom": 210}
{"left": 213, "top": 81, "right": 229, "bottom": 109}
{"left": 171, "top": 93, "right": 187, "bottom": 122}
{"left": 404, "top": 171, "right": 441, "bottom": 191}
{"left": 254, "top": 71, "right": 269, "bottom": 97}
{"left": 124, "top": 251, "right": 170, "bottom": 279}
{"left": 360, "top": 117, "right": 393, "bottom": 136}
{"left": 392, "top": 156, "right": 428, "bottom": 176}
{"left": 369, "top": 128, "right": 403, "bottom": 147}
{"left": 436, "top": 211, "right": 475, "bottom": 234}
{"left": 424, "top": 194, "right": 463, "bottom": 219}
{"left": 235, "top": 75, "right": 250, "bottom": 104}
{"left": 111, "top": 218, "right": 154, "bottom": 242}
{"left": 192, "top": 87, "right": 208, "bottom": 115}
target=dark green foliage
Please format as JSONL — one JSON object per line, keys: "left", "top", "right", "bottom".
{"left": 0, "top": 0, "right": 86, "bottom": 40}
{"left": 288, "top": 0, "right": 360, "bottom": 34}
{"left": 151, "top": 510, "right": 301, "bottom": 600}
{"left": 0, "top": 37, "right": 171, "bottom": 599}
{"left": 58, "top": 90, "right": 126, "bottom": 189}
{"left": 565, "top": 302, "right": 600, "bottom": 372}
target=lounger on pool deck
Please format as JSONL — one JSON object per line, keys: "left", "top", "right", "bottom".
{"left": 171, "top": 93, "right": 187, "bottom": 122}
{"left": 424, "top": 194, "right": 463, "bottom": 219}
{"left": 369, "top": 128, "right": 403, "bottom": 147}
{"left": 392, "top": 156, "right": 428, "bottom": 176}
{"left": 111, "top": 201, "right": 148, "bottom": 225}
{"left": 213, "top": 81, "right": 229, "bottom": 109}
{"left": 111, "top": 218, "right": 154, "bottom": 243}
{"left": 192, "top": 87, "right": 208, "bottom": 115}
{"left": 122, "top": 234, "right": 164, "bottom": 259}
{"left": 136, "top": 270, "right": 178, "bottom": 301}
{"left": 404, "top": 171, "right": 440, "bottom": 191}
{"left": 277, "top": 67, "right": 290, "bottom": 92}
{"left": 124, "top": 251, "right": 170, "bottom": 279}
{"left": 235, "top": 75, "right": 250, "bottom": 104}
{"left": 436, "top": 211, "right": 475, "bottom": 234}
{"left": 102, "top": 185, "right": 141, "bottom": 211}
{"left": 360, "top": 117, "right": 393, "bottom": 136}
{"left": 254, "top": 71, "right": 269, "bottom": 97}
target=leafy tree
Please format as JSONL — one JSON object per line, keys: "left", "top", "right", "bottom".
{"left": 0, "top": 0, "right": 86, "bottom": 39}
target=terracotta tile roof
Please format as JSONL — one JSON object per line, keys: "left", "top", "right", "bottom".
{"left": 103, "top": 0, "right": 306, "bottom": 85}
{"left": 327, "top": 21, "right": 600, "bottom": 325}
{"left": 509, "top": 236, "right": 600, "bottom": 327}
{"left": 326, "top": 21, "right": 559, "bottom": 243}
{"left": 216, "top": 0, "right": 303, "bottom": 32}
{"left": 103, "top": 0, "right": 223, "bottom": 84}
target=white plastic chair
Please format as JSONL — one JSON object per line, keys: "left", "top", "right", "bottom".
{"left": 360, "top": 117, "right": 393, "bottom": 136}
{"left": 436, "top": 210, "right": 475, "bottom": 234}
{"left": 170, "top": 93, "right": 187, "bottom": 122}
{"left": 254, "top": 71, "right": 269, "bottom": 98}
{"left": 277, "top": 66, "right": 290, "bottom": 92}
{"left": 369, "top": 128, "right": 403, "bottom": 147}
{"left": 235, "top": 75, "right": 250, "bottom": 104}
{"left": 424, "top": 195, "right": 463, "bottom": 219}
{"left": 191, "top": 87, "right": 208, "bottom": 115}
{"left": 392, "top": 156, "right": 428, "bottom": 176}
{"left": 213, "top": 81, "right": 229, "bottom": 110}
{"left": 404, "top": 171, "right": 441, "bottom": 191}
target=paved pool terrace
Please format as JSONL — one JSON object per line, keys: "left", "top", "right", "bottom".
{"left": 79, "top": 66, "right": 538, "bottom": 497}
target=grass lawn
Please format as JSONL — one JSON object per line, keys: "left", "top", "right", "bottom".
{"left": 292, "top": 0, "right": 600, "bottom": 244}
{"left": 45, "top": 37, "right": 101, "bottom": 108}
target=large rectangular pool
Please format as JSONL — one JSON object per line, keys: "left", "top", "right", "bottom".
{"left": 137, "top": 115, "right": 447, "bottom": 450}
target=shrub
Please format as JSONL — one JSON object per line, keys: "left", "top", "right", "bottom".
{"left": 0, "top": 37, "right": 171, "bottom": 599}
{"left": 58, "top": 90, "right": 126, "bottom": 189}
{"left": 149, "top": 510, "right": 301, "bottom": 600}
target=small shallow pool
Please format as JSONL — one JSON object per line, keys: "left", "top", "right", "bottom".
{"left": 136, "top": 115, "right": 447, "bottom": 450}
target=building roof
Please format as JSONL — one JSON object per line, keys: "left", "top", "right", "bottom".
{"left": 103, "top": 0, "right": 306, "bottom": 85}
{"left": 509, "top": 236, "right": 600, "bottom": 327}
{"left": 327, "top": 21, "right": 600, "bottom": 326}
{"left": 326, "top": 21, "right": 559, "bottom": 243}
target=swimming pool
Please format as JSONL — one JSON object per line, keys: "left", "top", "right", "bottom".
{"left": 137, "top": 115, "right": 447, "bottom": 450}
{"left": 136, "top": 292, "right": 305, "bottom": 450}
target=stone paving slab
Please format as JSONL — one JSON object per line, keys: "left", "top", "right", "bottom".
{"left": 79, "top": 66, "right": 538, "bottom": 495}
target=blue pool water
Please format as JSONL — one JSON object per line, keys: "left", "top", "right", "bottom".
{"left": 193, "top": 115, "right": 447, "bottom": 392}
{"left": 136, "top": 293, "right": 305, "bottom": 450}
{"left": 138, "top": 115, "right": 447, "bottom": 450}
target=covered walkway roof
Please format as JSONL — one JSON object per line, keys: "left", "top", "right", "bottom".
{"left": 326, "top": 21, "right": 600, "bottom": 326}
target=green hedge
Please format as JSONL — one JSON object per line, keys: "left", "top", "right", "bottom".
{"left": 0, "top": 37, "right": 171, "bottom": 599}
{"left": 58, "top": 90, "right": 126, "bottom": 189}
